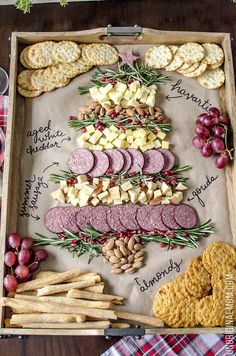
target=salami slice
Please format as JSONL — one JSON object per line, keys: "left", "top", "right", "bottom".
{"left": 44, "top": 207, "right": 65, "bottom": 233}
{"left": 89, "top": 206, "right": 110, "bottom": 232}
{"left": 68, "top": 148, "right": 94, "bottom": 174}
{"left": 59, "top": 206, "right": 80, "bottom": 233}
{"left": 158, "top": 149, "right": 175, "bottom": 172}
{"left": 75, "top": 206, "right": 94, "bottom": 231}
{"left": 137, "top": 205, "right": 155, "bottom": 231}
{"left": 150, "top": 205, "right": 168, "bottom": 231}
{"left": 87, "top": 151, "right": 110, "bottom": 177}
{"left": 127, "top": 149, "right": 144, "bottom": 174}
{"left": 143, "top": 149, "right": 164, "bottom": 174}
{"left": 117, "top": 148, "right": 132, "bottom": 172}
{"left": 174, "top": 204, "right": 197, "bottom": 229}
{"left": 107, "top": 205, "right": 126, "bottom": 232}
{"left": 119, "top": 203, "right": 140, "bottom": 230}
{"left": 104, "top": 149, "right": 124, "bottom": 173}
{"left": 161, "top": 205, "right": 181, "bottom": 230}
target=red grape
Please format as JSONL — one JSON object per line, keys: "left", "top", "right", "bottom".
{"left": 209, "top": 107, "right": 220, "bottom": 118}
{"left": 195, "top": 124, "right": 210, "bottom": 138}
{"left": 29, "top": 261, "right": 39, "bottom": 272}
{"left": 211, "top": 137, "right": 225, "bottom": 153}
{"left": 18, "top": 249, "right": 31, "bottom": 265}
{"left": 4, "top": 251, "right": 16, "bottom": 267}
{"left": 17, "top": 272, "right": 33, "bottom": 283}
{"left": 3, "top": 274, "right": 18, "bottom": 292}
{"left": 202, "top": 115, "right": 214, "bottom": 127}
{"left": 196, "top": 113, "right": 209, "bottom": 124}
{"left": 219, "top": 115, "right": 229, "bottom": 125}
{"left": 215, "top": 153, "right": 229, "bottom": 169}
{"left": 8, "top": 233, "right": 21, "bottom": 249}
{"left": 192, "top": 136, "right": 205, "bottom": 149}
{"left": 35, "top": 249, "right": 48, "bottom": 262}
{"left": 213, "top": 125, "right": 225, "bottom": 137}
{"left": 15, "top": 265, "right": 29, "bottom": 278}
{"left": 201, "top": 143, "right": 213, "bottom": 158}
{"left": 21, "top": 237, "right": 33, "bottom": 249}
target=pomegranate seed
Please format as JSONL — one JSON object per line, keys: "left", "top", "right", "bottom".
{"left": 171, "top": 181, "right": 176, "bottom": 187}
{"left": 164, "top": 172, "right": 169, "bottom": 176}
{"left": 134, "top": 120, "right": 140, "bottom": 125}
{"left": 166, "top": 180, "right": 171, "bottom": 184}
{"left": 126, "top": 119, "right": 132, "bottom": 124}
{"left": 127, "top": 231, "right": 134, "bottom": 237}
{"left": 149, "top": 230, "right": 156, "bottom": 235}
{"left": 67, "top": 178, "right": 73, "bottom": 185}
{"left": 129, "top": 172, "right": 136, "bottom": 177}
{"left": 118, "top": 122, "right": 123, "bottom": 127}
{"left": 169, "top": 232, "right": 175, "bottom": 238}
{"left": 120, "top": 127, "right": 126, "bottom": 133}
{"left": 71, "top": 239, "right": 77, "bottom": 246}
{"left": 170, "top": 245, "right": 175, "bottom": 250}
{"left": 140, "top": 124, "right": 145, "bottom": 128}
{"left": 111, "top": 112, "right": 118, "bottom": 118}
{"left": 141, "top": 230, "right": 146, "bottom": 235}
{"left": 69, "top": 115, "right": 76, "bottom": 121}
{"left": 102, "top": 232, "right": 107, "bottom": 237}
{"left": 106, "top": 169, "right": 113, "bottom": 174}
{"left": 168, "top": 170, "right": 173, "bottom": 175}
{"left": 110, "top": 182, "right": 115, "bottom": 187}
{"left": 157, "top": 230, "right": 163, "bottom": 235}
{"left": 82, "top": 127, "right": 87, "bottom": 133}
{"left": 181, "top": 232, "right": 189, "bottom": 237}
{"left": 73, "top": 178, "right": 78, "bottom": 184}
{"left": 160, "top": 243, "right": 166, "bottom": 248}
{"left": 112, "top": 176, "right": 119, "bottom": 181}
{"left": 153, "top": 129, "right": 158, "bottom": 134}
{"left": 122, "top": 175, "right": 126, "bottom": 180}
{"left": 172, "top": 176, "right": 177, "bottom": 180}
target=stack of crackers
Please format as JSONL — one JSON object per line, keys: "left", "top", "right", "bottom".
{"left": 153, "top": 241, "right": 236, "bottom": 327}
{"left": 18, "top": 41, "right": 119, "bottom": 98}
{"left": 145, "top": 43, "right": 225, "bottom": 90}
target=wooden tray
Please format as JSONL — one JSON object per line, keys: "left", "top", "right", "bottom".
{"left": 0, "top": 27, "right": 235, "bottom": 336}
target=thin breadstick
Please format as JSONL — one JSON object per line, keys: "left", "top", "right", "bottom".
{"left": 1, "top": 298, "right": 117, "bottom": 320}
{"left": 15, "top": 294, "right": 112, "bottom": 310}
{"left": 10, "top": 313, "right": 85, "bottom": 324}
{"left": 36, "top": 271, "right": 101, "bottom": 283}
{"left": 86, "top": 316, "right": 109, "bottom": 321}
{"left": 16, "top": 267, "right": 81, "bottom": 293}
{"left": 67, "top": 289, "right": 124, "bottom": 304}
{"left": 115, "top": 311, "right": 164, "bottom": 327}
{"left": 37, "top": 280, "right": 95, "bottom": 296}
{"left": 111, "top": 323, "right": 130, "bottom": 328}
{"left": 21, "top": 321, "right": 110, "bottom": 329}
{"left": 84, "top": 283, "right": 104, "bottom": 294}
{"left": 17, "top": 290, "right": 37, "bottom": 296}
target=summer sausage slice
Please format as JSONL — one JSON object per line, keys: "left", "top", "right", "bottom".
{"left": 127, "top": 149, "right": 144, "bottom": 174}
{"left": 149, "top": 205, "right": 168, "bottom": 231}
{"left": 161, "top": 205, "right": 181, "bottom": 230}
{"left": 75, "top": 206, "right": 94, "bottom": 231}
{"left": 87, "top": 151, "right": 110, "bottom": 177}
{"left": 143, "top": 149, "right": 164, "bottom": 174}
{"left": 59, "top": 206, "right": 80, "bottom": 233}
{"left": 89, "top": 206, "right": 110, "bottom": 232}
{"left": 107, "top": 205, "right": 126, "bottom": 232}
{"left": 158, "top": 149, "right": 176, "bottom": 172}
{"left": 174, "top": 204, "right": 197, "bottom": 229}
{"left": 68, "top": 148, "right": 94, "bottom": 174}
{"left": 119, "top": 203, "right": 140, "bottom": 230}
{"left": 104, "top": 149, "right": 124, "bottom": 173}
{"left": 137, "top": 205, "right": 155, "bottom": 231}
{"left": 44, "top": 207, "right": 65, "bottom": 233}
{"left": 117, "top": 148, "right": 132, "bottom": 172}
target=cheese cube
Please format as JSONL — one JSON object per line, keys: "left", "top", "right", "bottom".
{"left": 120, "top": 99, "right": 128, "bottom": 108}
{"left": 113, "top": 138, "right": 126, "bottom": 148}
{"left": 134, "top": 88, "right": 143, "bottom": 100}
{"left": 104, "top": 142, "right": 114, "bottom": 149}
{"left": 161, "top": 182, "right": 171, "bottom": 195}
{"left": 118, "top": 133, "right": 126, "bottom": 140}
{"left": 161, "top": 198, "right": 171, "bottom": 205}
{"left": 90, "top": 197, "right": 100, "bottom": 206}
{"left": 51, "top": 189, "right": 65, "bottom": 203}
{"left": 89, "top": 130, "right": 103, "bottom": 144}
{"left": 140, "top": 144, "right": 150, "bottom": 152}
{"left": 175, "top": 183, "right": 188, "bottom": 191}
{"left": 137, "top": 129, "right": 147, "bottom": 138}
{"left": 100, "top": 83, "right": 113, "bottom": 96}
{"left": 78, "top": 141, "right": 90, "bottom": 149}
{"left": 146, "top": 142, "right": 155, "bottom": 150}
{"left": 98, "top": 191, "right": 109, "bottom": 200}
{"left": 175, "top": 191, "right": 183, "bottom": 202}
{"left": 128, "top": 190, "right": 139, "bottom": 203}
{"left": 149, "top": 84, "right": 157, "bottom": 91}
{"left": 115, "top": 82, "right": 127, "bottom": 94}
{"left": 59, "top": 180, "right": 67, "bottom": 189}
{"left": 78, "top": 191, "right": 90, "bottom": 204}
{"left": 124, "top": 90, "right": 132, "bottom": 100}
{"left": 154, "top": 189, "right": 162, "bottom": 198}
{"left": 157, "top": 131, "right": 166, "bottom": 140}
{"left": 106, "top": 196, "right": 113, "bottom": 205}
{"left": 125, "top": 129, "right": 132, "bottom": 136}
{"left": 127, "top": 136, "right": 134, "bottom": 143}
{"left": 154, "top": 140, "right": 162, "bottom": 148}
{"left": 146, "top": 94, "right": 155, "bottom": 107}
{"left": 95, "top": 144, "right": 103, "bottom": 151}
{"left": 103, "top": 127, "right": 111, "bottom": 137}
{"left": 71, "top": 198, "right": 80, "bottom": 207}
{"left": 147, "top": 182, "right": 158, "bottom": 190}
{"left": 138, "top": 191, "right": 147, "bottom": 204}
{"left": 121, "top": 191, "right": 129, "bottom": 201}
{"left": 129, "top": 143, "right": 139, "bottom": 149}
{"left": 83, "top": 184, "right": 96, "bottom": 195}
{"left": 147, "top": 189, "right": 153, "bottom": 201}
{"left": 88, "top": 144, "right": 97, "bottom": 150}
{"left": 121, "top": 181, "right": 133, "bottom": 191}
{"left": 93, "top": 178, "right": 100, "bottom": 185}
{"left": 76, "top": 175, "right": 88, "bottom": 185}
{"left": 68, "top": 187, "right": 79, "bottom": 200}
{"left": 140, "top": 88, "right": 149, "bottom": 103}
{"left": 78, "top": 132, "right": 90, "bottom": 141}
{"left": 99, "top": 137, "right": 108, "bottom": 146}
{"left": 127, "top": 98, "right": 139, "bottom": 107}
{"left": 134, "top": 137, "right": 146, "bottom": 147}
{"left": 109, "top": 186, "right": 120, "bottom": 200}
{"left": 107, "top": 132, "right": 119, "bottom": 142}
{"left": 89, "top": 86, "right": 99, "bottom": 96}
{"left": 63, "top": 187, "right": 70, "bottom": 194}
{"left": 113, "top": 199, "right": 123, "bottom": 205}
{"left": 169, "top": 195, "right": 179, "bottom": 204}
{"left": 148, "top": 131, "right": 157, "bottom": 142}
{"left": 162, "top": 141, "right": 170, "bottom": 149}
{"left": 109, "top": 90, "right": 123, "bottom": 105}
{"left": 165, "top": 190, "right": 173, "bottom": 197}
{"left": 86, "top": 125, "right": 95, "bottom": 134}
{"left": 129, "top": 80, "right": 140, "bottom": 92}
{"left": 109, "top": 124, "right": 119, "bottom": 133}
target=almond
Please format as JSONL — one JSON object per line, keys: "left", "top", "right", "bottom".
{"left": 148, "top": 106, "right": 154, "bottom": 115}
{"left": 132, "top": 261, "right": 143, "bottom": 269}
{"left": 112, "top": 263, "right": 122, "bottom": 268}
{"left": 89, "top": 102, "right": 98, "bottom": 110}
{"left": 103, "top": 103, "right": 111, "bottom": 111}
{"left": 111, "top": 268, "right": 123, "bottom": 274}
{"left": 134, "top": 236, "right": 140, "bottom": 244}
{"left": 115, "top": 240, "right": 125, "bottom": 247}
{"left": 134, "top": 256, "right": 144, "bottom": 263}
{"left": 126, "top": 108, "right": 135, "bottom": 117}
{"left": 115, "top": 105, "right": 122, "bottom": 113}
{"left": 109, "top": 256, "right": 120, "bottom": 264}
{"left": 135, "top": 250, "right": 144, "bottom": 258}
{"left": 136, "top": 107, "right": 144, "bottom": 116}
{"left": 105, "top": 238, "right": 115, "bottom": 250}
{"left": 134, "top": 244, "right": 143, "bottom": 251}
{"left": 106, "top": 109, "right": 114, "bottom": 116}
{"left": 120, "top": 244, "right": 128, "bottom": 256}
{"left": 128, "top": 236, "right": 135, "bottom": 251}
{"left": 114, "top": 248, "right": 123, "bottom": 258}
{"left": 121, "top": 263, "right": 132, "bottom": 270}
{"left": 100, "top": 107, "right": 105, "bottom": 116}
{"left": 128, "top": 254, "right": 135, "bottom": 263}
{"left": 125, "top": 267, "right": 136, "bottom": 274}
{"left": 106, "top": 249, "right": 115, "bottom": 257}
{"left": 124, "top": 236, "right": 129, "bottom": 244}
{"left": 95, "top": 104, "right": 101, "bottom": 114}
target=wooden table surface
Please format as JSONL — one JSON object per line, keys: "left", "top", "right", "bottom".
{"left": 0, "top": 0, "right": 235, "bottom": 355}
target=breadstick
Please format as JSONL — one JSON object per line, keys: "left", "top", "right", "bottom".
{"left": 37, "top": 280, "right": 95, "bottom": 296}
{"left": 111, "top": 323, "right": 130, "bottom": 328}
{"left": 36, "top": 271, "right": 101, "bottom": 283}
{"left": 4, "top": 318, "right": 20, "bottom": 328}
{"left": 10, "top": 313, "right": 85, "bottom": 324}
{"left": 115, "top": 311, "right": 164, "bottom": 327}
{"left": 84, "top": 283, "right": 104, "bottom": 294}
{"left": 67, "top": 289, "right": 124, "bottom": 304}
{"left": 1, "top": 298, "right": 117, "bottom": 320}
{"left": 16, "top": 267, "right": 81, "bottom": 293}
{"left": 15, "top": 294, "right": 112, "bottom": 310}
{"left": 21, "top": 321, "right": 110, "bottom": 329}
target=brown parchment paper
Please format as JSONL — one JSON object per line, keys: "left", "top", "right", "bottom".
{"left": 17, "top": 44, "right": 235, "bottom": 315}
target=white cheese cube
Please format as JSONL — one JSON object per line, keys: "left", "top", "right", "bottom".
{"left": 109, "top": 186, "right": 120, "bottom": 200}
{"left": 175, "top": 191, "right": 183, "bottom": 202}
{"left": 78, "top": 141, "right": 90, "bottom": 149}
{"left": 113, "top": 138, "right": 127, "bottom": 148}
{"left": 129, "top": 80, "right": 140, "bottom": 92}
{"left": 161, "top": 182, "right": 171, "bottom": 195}
{"left": 86, "top": 125, "right": 95, "bottom": 134}
{"left": 59, "top": 180, "right": 67, "bottom": 189}
{"left": 63, "top": 187, "right": 70, "bottom": 194}
{"left": 95, "top": 144, "right": 103, "bottom": 151}
{"left": 99, "top": 137, "right": 108, "bottom": 146}
{"left": 115, "top": 82, "right": 127, "bottom": 94}
{"left": 175, "top": 183, "right": 188, "bottom": 191}
{"left": 71, "top": 198, "right": 80, "bottom": 207}
{"left": 89, "top": 86, "right": 99, "bottom": 96}
{"left": 134, "top": 88, "right": 143, "bottom": 100}
{"left": 113, "top": 199, "right": 123, "bottom": 205}
{"left": 91, "top": 197, "right": 100, "bottom": 206}
{"left": 51, "top": 189, "right": 65, "bottom": 203}
{"left": 77, "top": 175, "right": 88, "bottom": 184}
{"left": 154, "top": 140, "right": 162, "bottom": 149}
{"left": 68, "top": 187, "right": 79, "bottom": 200}
{"left": 83, "top": 184, "right": 96, "bottom": 195}
{"left": 93, "top": 178, "right": 100, "bottom": 185}
{"left": 118, "top": 133, "right": 126, "bottom": 140}
{"left": 121, "top": 191, "right": 129, "bottom": 201}
{"left": 100, "top": 83, "right": 113, "bottom": 96}
{"left": 108, "top": 90, "right": 123, "bottom": 105}
{"left": 109, "top": 124, "right": 119, "bottom": 133}
{"left": 98, "top": 191, "right": 109, "bottom": 200}
{"left": 162, "top": 141, "right": 170, "bottom": 149}
{"left": 138, "top": 191, "right": 147, "bottom": 204}
{"left": 147, "top": 190, "right": 153, "bottom": 201}
{"left": 124, "top": 90, "right": 132, "bottom": 101}
{"left": 165, "top": 190, "right": 173, "bottom": 197}
{"left": 154, "top": 189, "right": 162, "bottom": 198}
{"left": 147, "top": 182, "right": 158, "bottom": 190}
{"left": 102, "top": 178, "right": 111, "bottom": 191}
{"left": 127, "top": 136, "right": 134, "bottom": 143}
{"left": 107, "top": 132, "right": 119, "bottom": 142}
{"left": 129, "top": 143, "right": 139, "bottom": 149}
{"left": 104, "top": 142, "right": 114, "bottom": 149}
{"left": 128, "top": 190, "right": 139, "bottom": 203}
{"left": 78, "top": 132, "right": 90, "bottom": 141}
{"left": 89, "top": 130, "right": 103, "bottom": 144}
{"left": 102, "top": 127, "right": 111, "bottom": 137}
{"left": 121, "top": 181, "right": 133, "bottom": 191}
{"left": 127, "top": 98, "right": 139, "bottom": 107}
{"left": 161, "top": 198, "right": 171, "bottom": 205}
{"left": 146, "top": 94, "right": 155, "bottom": 107}
{"left": 157, "top": 131, "right": 166, "bottom": 140}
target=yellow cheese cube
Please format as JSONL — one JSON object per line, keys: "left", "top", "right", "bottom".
{"left": 175, "top": 191, "right": 183, "bottom": 202}
{"left": 86, "top": 125, "right": 95, "bottom": 134}
{"left": 129, "top": 143, "right": 139, "bottom": 149}
{"left": 169, "top": 195, "right": 179, "bottom": 204}
{"left": 154, "top": 189, "right": 162, "bottom": 198}
{"left": 83, "top": 184, "right": 96, "bottom": 195}
{"left": 128, "top": 190, "right": 139, "bottom": 203}
{"left": 76, "top": 175, "right": 88, "bottom": 184}
{"left": 51, "top": 189, "right": 65, "bottom": 203}
{"left": 125, "top": 129, "right": 132, "bottom": 136}
{"left": 146, "top": 142, "right": 155, "bottom": 150}
{"left": 147, "top": 182, "right": 158, "bottom": 190}
{"left": 104, "top": 142, "right": 114, "bottom": 149}
{"left": 90, "top": 197, "right": 100, "bottom": 206}
{"left": 109, "top": 125, "right": 119, "bottom": 133}
{"left": 134, "top": 88, "right": 143, "bottom": 100}
{"left": 103, "top": 127, "right": 111, "bottom": 137}
{"left": 175, "top": 183, "right": 188, "bottom": 191}
{"left": 120, "top": 99, "right": 128, "bottom": 108}
{"left": 89, "top": 86, "right": 99, "bottom": 96}
{"left": 121, "top": 191, "right": 129, "bottom": 201}
{"left": 161, "top": 198, "right": 171, "bottom": 205}
{"left": 68, "top": 187, "right": 79, "bottom": 200}
{"left": 88, "top": 144, "right": 97, "bottom": 150}
{"left": 113, "top": 138, "right": 126, "bottom": 148}
{"left": 165, "top": 190, "right": 173, "bottom": 197}
{"left": 63, "top": 187, "right": 70, "bottom": 194}
{"left": 113, "top": 199, "right": 123, "bottom": 205}
{"left": 127, "top": 98, "right": 139, "bottom": 107}
{"left": 154, "top": 140, "right": 162, "bottom": 148}
{"left": 78, "top": 132, "right": 90, "bottom": 141}
{"left": 161, "top": 182, "right": 171, "bottom": 195}
{"left": 140, "top": 144, "right": 150, "bottom": 152}
{"left": 78, "top": 141, "right": 90, "bottom": 149}
{"left": 124, "top": 90, "right": 132, "bottom": 100}
{"left": 95, "top": 144, "right": 103, "bottom": 151}
{"left": 106, "top": 196, "right": 113, "bottom": 205}
{"left": 121, "top": 181, "right": 133, "bottom": 191}
{"left": 93, "top": 178, "right": 100, "bottom": 185}
{"left": 108, "top": 90, "right": 123, "bottom": 105}
{"left": 157, "top": 131, "right": 166, "bottom": 140}
{"left": 129, "top": 80, "right": 140, "bottom": 92}
{"left": 89, "top": 130, "right": 103, "bottom": 144}
{"left": 146, "top": 94, "right": 155, "bottom": 107}
{"left": 134, "top": 137, "right": 146, "bottom": 147}
{"left": 162, "top": 141, "right": 170, "bottom": 149}
{"left": 99, "top": 137, "right": 108, "bottom": 146}
{"left": 107, "top": 132, "right": 119, "bottom": 142}
{"left": 115, "top": 82, "right": 127, "bottom": 94}
{"left": 118, "top": 133, "right": 126, "bottom": 140}
{"left": 138, "top": 191, "right": 147, "bottom": 204}
{"left": 59, "top": 180, "right": 67, "bottom": 189}
{"left": 127, "top": 136, "right": 134, "bottom": 144}
{"left": 109, "top": 186, "right": 120, "bottom": 200}
{"left": 71, "top": 198, "right": 80, "bottom": 207}
{"left": 138, "top": 129, "right": 147, "bottom": 138}
{"left": 147, "top": 189, "right": 153, "bottom": 201}
{"left": 148, "top": 131, "right": 157, "bottom": 142}
{"left": 100, "top": 83, "right": 113, "bottom": 96}
{"left": 98, "top": 191, "right": 109, "bottom": 200}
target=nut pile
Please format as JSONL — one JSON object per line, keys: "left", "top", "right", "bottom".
{"left": 102, "top": 236, "right": 145, "bottom": 274}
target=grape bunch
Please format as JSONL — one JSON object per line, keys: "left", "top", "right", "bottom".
{"left": 3, "top": 233, "right": 48, "bottom": 292}
{"left": 192, "top": 107, "right": 233, "bottom": 169}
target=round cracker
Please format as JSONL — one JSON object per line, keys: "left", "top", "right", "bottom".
{"left": 54, "top": 41, "right": 81, "bottom": 63}
{"left": 27, "top": 41, "right": 57, "bottom": 68}
{"left": 208, "top": 59, "right": 224, "bottom": 70}
{"left": 178, "top": 42, "right": 204, "bottom": 64}
{"left": 176, "top": 62, "right": 194, "bottom": 73}
{"left": 31, "top": 68, "right": 57, "bottom": 92}
{"left": 82, "top": 43, "right": 118, "bottom": 66}
{"left": 164, "top": 53, "right": 183, "bottom": 71}
{"left": 202, "top": 43, "right": 224, "bottom": 65}
{"left": 168, "top": 45, "right": 179, "bottom": 55}
{"left": 197, "top": 68, "right": 225, "bottom": 89}
{"left": 184, "top": 60, "right": 208, "bottom": 78}
{"left": 145, "top": 45, "right": 172, "bottom": 69}
{"left": 18, "top": 85, "right": 42, "bottom": 98}
{"left": 178, "top": 61, "right": 200, "bottom": 74}
{"left": 18, "top": 70, "right": 35, "bottom": 91}
{"left": 20, "top": 48, "right": 32, "bottom": 69}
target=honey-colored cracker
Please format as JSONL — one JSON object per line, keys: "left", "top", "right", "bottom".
{"left": 184, "top": 273, "right": 211, "bottom": 299}
{"left": 178, "top": 62, "right": 200, "bottom": 74}
{"left": 54, "top": 41, "right": 81, "bottom": 63}
{"left": 184, "top": 60, "right": 208, "bottom": 78}
{"left": 187, "top": 256, "right": 211, "bottom": 287}
{"left": 82, "top": 43, "right": 119, "bottom": 66}
{"left": 26, "top": 41, "right": 58, "bottom": 69}
{"left": 173, "top": 298, "right": 198, "bottom": 327}
{"left": 202, "top": 242, "right": 236, "bottom": 273}
{"left": 196, "top": 296, "right": 218, "bottom": 326}
{"left": 153, "top": 285, "right": 179, "bottom": 326}
{"left": 202, "top": 43, "right": 224, "bottom": 65}
{"left": 177, "top": 42, "right": 204, "bottom": 64}
{"left": 18, "top": 86, "right": 42, "bottom": 98}
{"left": 18, "top": 70, "right": 35, "bottom": 91}
{"left": 197, "top": 68, "right": 225, "bottom": 89}
{"left": 145, "top": 45, "right": 173, "bottom": 69}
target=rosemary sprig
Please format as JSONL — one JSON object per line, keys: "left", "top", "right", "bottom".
{"left": 78, "top": 63, "right": 170, "bottom": 95}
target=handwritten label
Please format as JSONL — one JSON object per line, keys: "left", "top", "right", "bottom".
{"left": 166, "top": 79, "right": 213, "bottom": 111}
{"left": 25, "top": 120, "right": 71, "bottom": 155}
{"left": 134, "top": 258, "right": 183, "bottom": 293}
{"left": 187, "top": 174, "right": 218, "bottom": 207}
